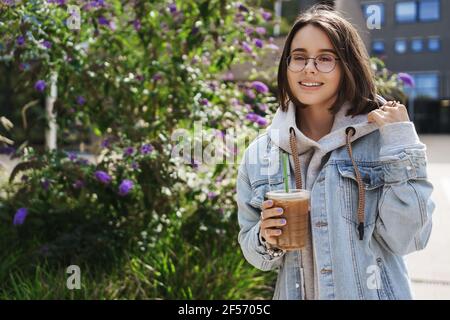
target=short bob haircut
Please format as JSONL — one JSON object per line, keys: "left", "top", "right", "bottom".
{"left": 277, "top": 4, "right": 382, "bottom": 116}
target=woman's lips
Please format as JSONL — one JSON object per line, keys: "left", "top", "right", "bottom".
{"left": 298, "top": 82, "right": 324, "bottom": 91}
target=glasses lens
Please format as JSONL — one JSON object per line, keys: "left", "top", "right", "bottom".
{"left": 316, "top": 54, "right": 336, "bottom": 73}
{"left": 287, "top": 54, "right": 306, "bottom": 72}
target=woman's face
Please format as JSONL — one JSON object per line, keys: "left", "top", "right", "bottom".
{"left": 287, "top": 24, "right": 342, "bottom": 107}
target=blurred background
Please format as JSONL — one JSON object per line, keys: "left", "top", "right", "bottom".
{"left": 0, "top": 0, "right": 448, "bottom": 299}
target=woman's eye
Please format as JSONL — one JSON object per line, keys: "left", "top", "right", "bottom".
{"left": 318, "top": 55, "right": 333, "bottom": 62}
{"left": 293, "top": 56, "right": 306, "bottom": 61}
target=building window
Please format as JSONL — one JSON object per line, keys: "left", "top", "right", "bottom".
{"left": 395, "top": 1, "right": 417, "bottom": 23}
{"left": 411, "top": 38, "right": 424, "bottom": 52}
{"left": 428, "top": 37, "right": 441, "bottom": 52}
{"left": 395, "top": 39, "right": 407, "bottom": 54}
{"left": 362, "top": 3, "right": 385, "bottom": 25}
{"left": 419, "top": 0, "right": 440, "bottom": 22}
{"left": 404, "top": 73, "right": 439, "bottom": 99}
{"left": 372, "top": 40, "right": 385, "bottom": 54}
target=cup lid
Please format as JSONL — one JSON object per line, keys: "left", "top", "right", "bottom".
{"left": 266, "top": 189, "right": 310, "bottom": 200}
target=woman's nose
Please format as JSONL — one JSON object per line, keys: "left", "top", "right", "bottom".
{"left": 303, "top": 59, "right": 317, "bottom": 73}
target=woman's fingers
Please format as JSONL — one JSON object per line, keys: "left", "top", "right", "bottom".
{"left": 264, "top": 228, "right": 283, "bottom": 238}
{"left": 262, "top": 199, "right": 273, "bottom": 210}
{"left": 261, "top": 207, "right": 284, "bottom": 220}
{"left": 261, "top": 217, "right": 286, "bottom": 230}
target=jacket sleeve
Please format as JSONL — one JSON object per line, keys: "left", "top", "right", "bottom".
{"left": 236, "top": 150, "right": 284, "bottom": 271}
{"left": 374, "top": 121, "right": 435, "bottom": 256}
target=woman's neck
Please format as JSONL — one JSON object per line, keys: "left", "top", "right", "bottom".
{"left": 295, "top": 101, "right": 336, "bottom": 142}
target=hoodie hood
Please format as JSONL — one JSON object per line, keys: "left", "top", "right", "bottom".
{"left": 267, "top": 100, "right": 380, "bottom": 156}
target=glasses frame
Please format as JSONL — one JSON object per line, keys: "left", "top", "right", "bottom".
{"left": 286, "top": 54, "right": 341, "bottom": 73}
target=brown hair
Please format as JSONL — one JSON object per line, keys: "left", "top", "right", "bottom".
{"left": 277, "top": 4, "right": 381, "bottom": 116}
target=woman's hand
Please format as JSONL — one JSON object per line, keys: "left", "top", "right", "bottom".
{"left": 260, "top": 200, "right": 286, "bottom": 247}
{"left": 368, "top": 100, "right": 410, "bottom": 127}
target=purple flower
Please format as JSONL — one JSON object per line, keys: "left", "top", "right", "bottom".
{"left": 256, "top": 116, "right": 268, "bottom": 127}
{"left": 73, "top": 179, "right": 84, "bottom": 189}
{"left": 34, "top": 80, "right": 46, "bottom": 92}
{"left": 254, "top": 38, "right": 263, "bottom": 48}
{"left": 200, "top": 98, "right": 210, "bottom": 106}
{"left": 140, "top": 144, "right": 154, "bottom": 155}
{"left": 42, "top": 40, "right": 52, "bottom": 49}
{"left": 207, "top": 191, "right": 218, "bottom": 200}
{"left": 245, "top": 112, "right": 258, "bottom": 122}
{"left": 256, "top": 27, "right": 266, "bottom": 35}
{"left": 101, "top": 138, "right": 111, "bottom": 148}
{"left": 76, "top": 96, "right": 86, "bottom": 105}
{"left": 123, "top": 147, "right": 134, "bottom": 157}
{"left": 188, "top": 26, "right": 198, "bottom": 36}
{"left": 152, "top": 73, "right": 162, "bottom": 81}
{"left": 258, "top": 103, "right": 268, "bottom": 111}
{"left": 261, "top": 10, "right": 272, "bottom": 21}
{"left": 235, "top": 13, "right": 244, "bottom": 22}
{"left": 242, "top": 41, "right": 252, "bottom": 54}
{"left": 41, "top": 179, "right": 50, "bottom": 191}
{"left": 131, "top": 162, "right": 140, "bottom": 170}
{"left": 13, "top": 208, "right": 28, "bottom": 226}
{"left": 133, "top": 19, "right": 141, "bottom": 31}
{"left": 16, "top": 36, "right": 25, "bottom": 46}
{"left": 251, "top": 81, "right": 269, "bottom": 94}
{"left": 266, "top": 43, "right": 280, "bottom": 51}
{"left": 118, "top": 179, "right": 134, "bottom": 196}
{"left": 245, "top": 89, "right": 256, "bottom": 99}
{"left": 245, "top": 27, "right": 254, "bottom": 36}
{"left": 109, "top": 20, "right": 117, "bottom": 31}
{"left": 98, "top": 16, "right": 109, "bottom": 26}
{"left": 237, "top": 3, "right": 249, "bottom": 12}
{"left": 398, "top": 72, "right": 415, "bottom": 87}
{"left": 95, "top": 170, "right": 112, "bottom": 184}
{"left": 67, "top": 151, "right": 77, "bottom": 161}
{"left": 47, "top": 0, "right": 65, "bottom": 5}
{"left": 169, "top": 3, "right": 177, "bottom": 14}
{"left": 222, "top": 72, "right": 234, "bottom": 81}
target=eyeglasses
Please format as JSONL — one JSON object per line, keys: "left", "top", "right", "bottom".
{"left": 286, "top": 54, "right": 340, "bottom": 73}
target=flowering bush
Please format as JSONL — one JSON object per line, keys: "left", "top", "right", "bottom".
{"left": 0, "top": 0, "right": 280, "bottom": 298}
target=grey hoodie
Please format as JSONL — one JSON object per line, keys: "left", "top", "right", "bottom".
{"left": 267, "top": 99, "right": 382, "bottom": 299}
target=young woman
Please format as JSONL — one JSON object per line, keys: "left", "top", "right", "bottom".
{"left": 236, "top": 4, "right": 435, "bottom": 300}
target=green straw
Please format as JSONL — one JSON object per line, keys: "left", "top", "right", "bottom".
{"left": 282, "top": 153, "right": 289, "bottom": 193}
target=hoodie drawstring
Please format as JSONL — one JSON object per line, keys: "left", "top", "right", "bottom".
{"left": 289, "top": 127, "right": 303, "bottom": 190}
{"left": 288, "top": 126, "right": 366, "bottom": 241}
{"left": 345, "top": 126, "right": 365, "bottom": 240}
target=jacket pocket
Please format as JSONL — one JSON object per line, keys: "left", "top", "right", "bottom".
{"left": 376, "top": 257, "right": 397, "bottom": 300}
{"left": 337, "top": 163, "right": 384, "bottom": 227}
{"left": 249, "top": 176, "right": 284, "bottom": 210}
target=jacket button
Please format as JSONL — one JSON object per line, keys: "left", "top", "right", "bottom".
{"left": 315, "top": 221, "right": 328, "bottom": 228}
{"left": 321, "top": 268, "right": 332, "bottom": 274}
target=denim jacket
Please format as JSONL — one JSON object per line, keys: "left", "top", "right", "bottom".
{"left": 236, "top": 100, "right": 435, "bottom": 300}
